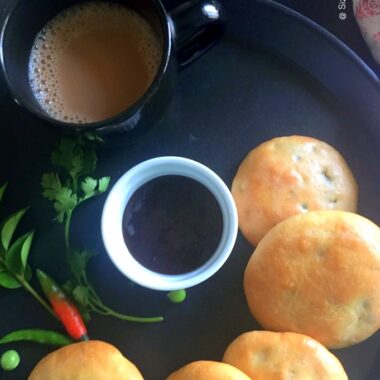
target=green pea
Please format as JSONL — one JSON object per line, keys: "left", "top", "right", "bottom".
{"left": 167, "top": 289, "right": 187, "bottom": 303}
{"left": 1, "top": 350, "right": 20, "bottom": 371}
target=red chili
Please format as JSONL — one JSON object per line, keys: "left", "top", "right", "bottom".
{"left": 36, "top": 269, "right": 88, "bottom": 340}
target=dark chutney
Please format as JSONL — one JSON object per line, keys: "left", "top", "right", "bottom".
{"left": 122, "top": 175, "right": 223, "bottom": 274}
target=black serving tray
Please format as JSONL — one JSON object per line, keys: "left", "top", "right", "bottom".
{"left": 0, "top": 1, "right": 380, "bottom": 379}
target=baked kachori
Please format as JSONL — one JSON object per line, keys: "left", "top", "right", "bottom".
{"left": 166, "top": 360, "right": 251, "bottom": 380}
{"left": 232, "top": 135, "right": 358, "bottom": 246}
{"left": 244, "top": 210, "right": 380, "bottom": 348}
{"left": 223, "top": 330, "right": 348, "bottom": 380}
{"left": 28, "top": 340, "right": 144, "bottom": 380}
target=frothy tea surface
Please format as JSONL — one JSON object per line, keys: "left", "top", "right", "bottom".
{"left": 29, "top": 2, "right": 162, "bottom": 124}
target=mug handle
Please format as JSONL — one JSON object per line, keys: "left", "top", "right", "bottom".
{"left": 169, "top": 0, "right": 226, "bottom": 69}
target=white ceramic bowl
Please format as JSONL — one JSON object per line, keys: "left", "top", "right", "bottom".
{"left": 101, "top": 156, "right": 238, "bottom": 291}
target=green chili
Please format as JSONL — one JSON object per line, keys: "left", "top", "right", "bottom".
{"left": 0, "top": 329, "right": 73, "bottom": 347}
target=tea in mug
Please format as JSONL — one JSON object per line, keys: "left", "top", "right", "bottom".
{"left": 29, "top": 2, "right": 162, "bottom": 124}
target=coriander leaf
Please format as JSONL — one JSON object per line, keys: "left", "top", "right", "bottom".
{"left": 80, "top": 177, "right": 97, "bottom": 198}
{"left": 41, "top": 173, "right": 62, "bottom": 201}
{"left": 79, "top": 148, "right": 97, "bottom": 177}
{"left": 55, "top": 212, "right": 65, "bottom": 224}
{"left": 53, "top": 188, "right": 77, "bottom": 220}
{"left": 42, "top": 173, "right": 77, "bottom": 222}
{"left": 51, "top": 137, "right": 99, "bottom": 179}
{"left": 0, "top": 209, "right": 28, "bottom": 252}
{"left": 5, "top": 231, "right": 34, "bottom": 276}
{"left": 80, "top": 309, "right": 91, "bottom": 323}
{"left": 68, "top": 249, "right": 98, "bottom": 281}
{"left": 0, "top": 270, "right": 21, "bottom": 289}
{"left": 62, "top": 279, "right": 76, "bottom": 295}
{"left": 72, "top": 285, "right": 90, "bottom": 307}
{"left": 83, "top": 132, "right": 104, "bottom": 143}
{"left": 98, "top": 177, "right": 110, "bottom": 193}
{"left": 70, "top": 154, "right": 84, "bottom": 180}
{"left": 0, "top": 183, "right": 7, "bottom": 205}
{"left": 83, "top": 133, "right": 96, "bottom": 142}
{"left": 80, "top": 176, "right": 110, "bottom": 201}
{"left": 51, "top": 138, "right": 83, "bottom": 178}
{"left": 74, "top": 299, "right": 92, "bottom": 323}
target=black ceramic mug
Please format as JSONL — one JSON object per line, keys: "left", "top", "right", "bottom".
{"left": 0, "top": 0, "right": 225, "bottom": 137}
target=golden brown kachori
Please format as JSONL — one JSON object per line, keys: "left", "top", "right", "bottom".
{"left": 28, "top": 340, "right": 144, "bottom": 380}
{"left": 223, "top": 330, "right": 348, "bottom": 380}
{"left": 166, "top": 360, "right": 251, "bottom": 380}
{"left": 232, "top": 135, "right": 358, "bottom": 246}
{"left": 244, "top": 210, "right": 380, "bottom": 348}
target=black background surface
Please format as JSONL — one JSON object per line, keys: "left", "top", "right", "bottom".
{"left": 0, "top": 1, "right": 380, "bottom": 380}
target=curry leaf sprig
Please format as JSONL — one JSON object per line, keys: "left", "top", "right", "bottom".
{"left": 41, "top": 134, "right": 163, "bottom": 323}
{"left": 0, "top": 183, "right": 55, "bottom": 318}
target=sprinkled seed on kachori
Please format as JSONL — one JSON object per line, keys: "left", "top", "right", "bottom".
{"left": 232, "top": 136, "right": 358, "bottom": 246}
{"left": 244, "top": 210, "right": 380, "bottom": 349}
{"left": 223, "top": 331, "right": 348, "bottom": 380}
